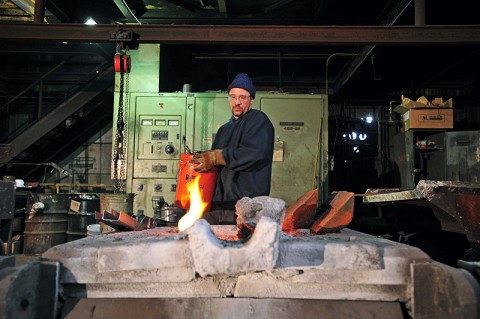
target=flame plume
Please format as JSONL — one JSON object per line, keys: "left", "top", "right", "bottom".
{"left": 178, "top": 176, "right": 208, "bottom": 231}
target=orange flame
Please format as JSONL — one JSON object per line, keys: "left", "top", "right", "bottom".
{"left": 178, "top": 176, "right": 208, "bottom": 231}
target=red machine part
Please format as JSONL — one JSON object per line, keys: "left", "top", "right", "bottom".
{"left": 123, "top": 55, "right": 131, "bottom": 73}
{"left": 114, "top": 54, "right": 131, "bottom": 73}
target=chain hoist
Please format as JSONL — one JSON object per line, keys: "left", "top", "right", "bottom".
{"left": 113, "top": 42, "right": 131, "bottom": 193}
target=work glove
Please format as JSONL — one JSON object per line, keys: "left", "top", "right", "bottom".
{"left": 190, "top": 150, "right": 226, "bottom": 172}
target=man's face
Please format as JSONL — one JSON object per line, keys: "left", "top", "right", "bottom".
{"left": 228, "top": 88, "right": 253, "bottom": 119}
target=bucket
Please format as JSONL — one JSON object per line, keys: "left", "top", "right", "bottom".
{"left": 23, "top": 193, "right": 70, "bottom": 255}
{"left": 99, "top": 193, "right": 135, "bottom": 234}
{"left": 67, "top": 194, "right": 99, "bottom": 241}
{"left": 86, "top": 224, "right": 101, "bottom": 236}
{"left": 159, "top": 206, "right": 187, "bottom": 224}
{"left": 99, "top": 193, "right": 135, "bottom": 214}
{"left": 174, "top": 153, "right": 219, "bottom": 212}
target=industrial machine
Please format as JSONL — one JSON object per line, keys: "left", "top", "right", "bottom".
{"left": 113, "top": 92, "right": 328, "bottom": 216}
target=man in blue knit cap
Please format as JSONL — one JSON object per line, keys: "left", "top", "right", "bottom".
{"left": 190, "top": 73, "right": 274, "bottom": 224}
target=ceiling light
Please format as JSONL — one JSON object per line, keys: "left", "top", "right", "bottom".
{"left": 84, "top": 18, "right": 96, "bottom": 25}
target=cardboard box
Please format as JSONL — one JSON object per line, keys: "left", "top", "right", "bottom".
{"left": 393, "top": 95, "right": 454, "bottom": 131}
{"left": 394, "top": 95, "right": 453, "bottom": 114}
{"left": 403, "top": 107, "right": 453, "bottom": 131}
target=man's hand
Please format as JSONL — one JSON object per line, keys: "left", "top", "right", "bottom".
{"left": 190, "top": 150, "right": 225, "bottom": 172}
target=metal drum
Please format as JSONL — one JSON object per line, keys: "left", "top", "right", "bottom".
{"left": 99, "top": 193, "right": 135, "bottom": 214}
{"left": 23, "top": 193, "right": 70, "bottom": 255}
{"left": 99, "top": 193, "right": 135, "bottom": 234}
{"left": 67, "top": 194, "right": 100, "bottom": 242}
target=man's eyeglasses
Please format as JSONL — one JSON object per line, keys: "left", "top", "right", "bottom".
{"left": 228, "top": 94, "right": 251, "bottom": 102}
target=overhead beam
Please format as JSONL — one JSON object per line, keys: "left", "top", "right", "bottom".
{"left": 1, "top": 23, "right": 480, "bottom": 45}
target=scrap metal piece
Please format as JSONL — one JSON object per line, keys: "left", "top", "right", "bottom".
{"left": 310, "top": 191, "right": 354, "bottom": 234}
{"left": 282, "top": 189, "right": 318, "bottom": 231}
{"left": 95, "top": 210, "right": 144, "bottom": 231}
{"left": 137, "top": 214, "right": 157, "bottom": 229}
{"left": 363, "top": 180, "right": 480, "bottom": 258}
{"left": 363, "top": 189, "right": 421, "bottom": 203}
{"left": 282, "top": 190, "right": 354, "bottom": 234}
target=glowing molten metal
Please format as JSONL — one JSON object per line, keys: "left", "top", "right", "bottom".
{"left": 178, "top": 176, "right": 208, "bottom": 231}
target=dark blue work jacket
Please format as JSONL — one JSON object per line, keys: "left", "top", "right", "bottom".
{"left": 212, "top": 109, "right": 274, "bottom": 203}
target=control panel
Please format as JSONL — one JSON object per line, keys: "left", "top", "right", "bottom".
{"left": 137, "top": 115, "right": 182, "bottom": 160}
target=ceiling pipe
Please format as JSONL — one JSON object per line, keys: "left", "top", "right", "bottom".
{"left": 325, "top": 53, "right": 369, "bottom": 96}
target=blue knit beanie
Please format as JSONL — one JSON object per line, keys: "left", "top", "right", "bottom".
{"left": 227, "top": 73, "right": 256, "bottom": 99}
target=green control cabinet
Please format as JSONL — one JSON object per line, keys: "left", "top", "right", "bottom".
{"left": 113, "top": 92, "right": 328, "bottom": 216}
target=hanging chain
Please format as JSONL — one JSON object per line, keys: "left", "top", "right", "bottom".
{"left": 113, "top": 69, "right": 126, "bottom": 193}
{"left": 123, "top": 71, "right": 129, "bottom": 155}
{"left": 121, "top": 72, "right": 129, "bottom": 186}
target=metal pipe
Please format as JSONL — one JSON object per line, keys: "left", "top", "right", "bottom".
{"left": 316, "top": 53, "right": 368, "bottom": 207}
{"left": 325, "top": 53, "right": 368, "bottom": 96}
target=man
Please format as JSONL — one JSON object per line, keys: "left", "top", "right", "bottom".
{"left": 190, "top": 73, "right": 274, "bottom": 222}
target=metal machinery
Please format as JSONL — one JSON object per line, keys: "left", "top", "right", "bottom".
{"left": 114, "top": 91, "right": 328, "bottom": 217}
{"left": 393, "top": 128, "right": 480, "bottom": 189}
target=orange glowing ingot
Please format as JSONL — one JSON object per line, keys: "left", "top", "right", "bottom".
{"left": 178, "top": 176, "right": 208, "bottom": 231}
